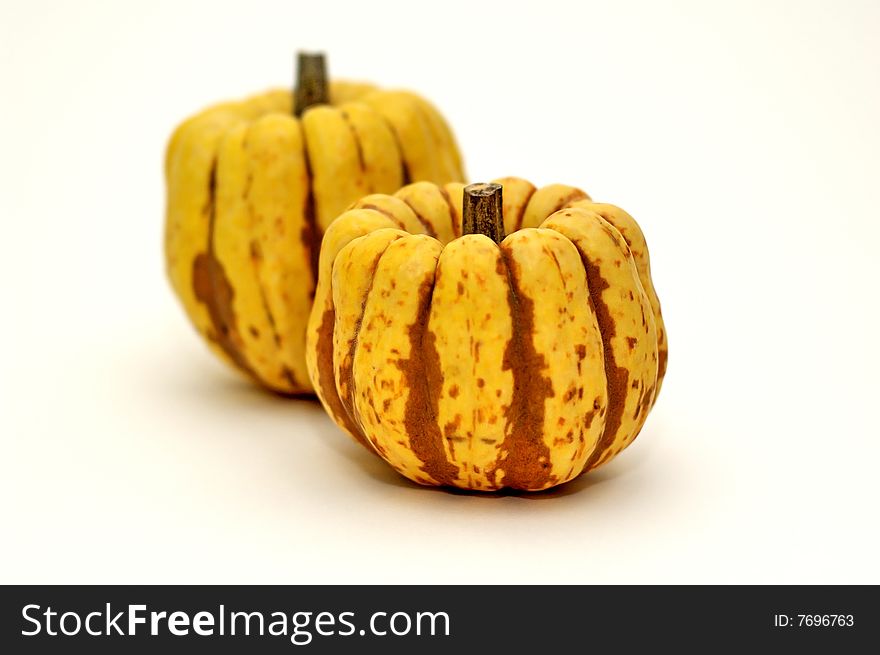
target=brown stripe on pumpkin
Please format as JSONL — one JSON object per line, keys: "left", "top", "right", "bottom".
{"left": 314, "top": 305, "right": 368, "bottom": 446}
{"left": 658, "top": 341, "right": 668, "bottom": 385}
{"left": 633, "top": 381, "right": 655, "bottom": 423}
{"left": 400, "top": 197, "right": 438, "bottom": 239}
{"left": 579, "top": 251, "right": 630, "bottom": 471}
{"left": 339, "top": 109, "right": 366, "bottom": 173}
{"left": 395, "top": 268, "right": 459, "bottom": 486}
{"left": 192, "top": 158, "right": 256, "bottom": 378}
{"left": 485, "top": 249, "right": 555, "bottom": 490}
{"left": 299, "top": 127, "right": 322, "bottom": 296}
{"left": 281, "top": 367, "right": 301, "bottom": 391}
{"left": 356, "top": 204, "right": 406, "bottom": 229}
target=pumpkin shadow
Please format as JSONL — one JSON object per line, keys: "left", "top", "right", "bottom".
{"left": 161, "top": 355, "right": 323, "bottom": 408}
{"left": 161, "top": 351, "right": 654, "bottom": 500}
{"left": 312, "top": 417, "right": 418, "bottom": 488}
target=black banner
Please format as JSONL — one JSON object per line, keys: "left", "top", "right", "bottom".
{"left": 1, "top": 585, "right": 875, "bottom": 653}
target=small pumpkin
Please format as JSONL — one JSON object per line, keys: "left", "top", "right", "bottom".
{"left": 306, "top": 179, "right": 667, "bottom": 491}
{"left": 165, "top": 53, "right": 464, "bottom": 394}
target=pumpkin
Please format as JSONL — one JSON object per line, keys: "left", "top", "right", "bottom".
{"left": 306, "top": 179, "right": 667, "bottom": 491}
{"left": 164, "top": 53, "right": 464, "bottom": 394}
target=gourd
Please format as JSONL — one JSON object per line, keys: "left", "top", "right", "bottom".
{"left": 164, "top": 53, "right": 464, "bottom": 394}
{"left": 306, "top": 179, "right": 667, "bottom": 491}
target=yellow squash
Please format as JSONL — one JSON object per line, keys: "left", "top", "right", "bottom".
{"left": 306, "top": 179, "right": 667, "bottom": 491}
{"left": 165, "top": 54, "right": 464, "bottom": 394}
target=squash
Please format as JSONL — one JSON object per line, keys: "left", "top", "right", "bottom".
{"left": 164, "top": 53, "right": 464, "bottom": 394}
{"left": 306, "top": 179, "right": 667, "bottom": 491}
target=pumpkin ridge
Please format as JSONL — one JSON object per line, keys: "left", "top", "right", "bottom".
{"left": 250, "top": 244, "right": 282, "bottom": 343}
{"left": 373, "top": 112, "right": 411, "bottom": 185}
{"left": 554, "top": 189, "right": 591, "bottom": 214}
{"left": 339, "top": 237, "right": 405, "bottom": 446}
{"left": 436, "top": 185, "right": 459, "bottom": 238}
{"left": 522, "top": 187, "right": 583, "bottom": 231}
{"left": 488, "top": 247, "right": 555, "bottom": 490}
{"left": 513, "top": 186, "right": 537, "bottom": 233}
{"left": 251, "top": 265, "right": 301, "bottom": 390}
{"left": 192, "top": 157, "right": 256, "bottom": 379}
{"left": 241, "top": 140, "right": 286, "bottom": 368}
{"left": 405, "top": 97, "right": 458, "bottom": 182}
{"left": 576, "top": 245, "right": 630, "bottom": 471}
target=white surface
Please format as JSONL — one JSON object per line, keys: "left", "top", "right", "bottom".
{"left": 2, "top": 0, "right": 879, "bottom": 584}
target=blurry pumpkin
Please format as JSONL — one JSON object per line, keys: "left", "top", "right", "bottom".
{"left": 165, "top": 53, "right": 464, "bottom": 394}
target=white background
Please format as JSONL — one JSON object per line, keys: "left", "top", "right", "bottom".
{"left": 2, "top": 0, "right": 878, "bottom": 584}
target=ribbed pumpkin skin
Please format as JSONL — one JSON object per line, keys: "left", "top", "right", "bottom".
{"left": 164, "top": 82, "right": 464, "bottom": 394}
{"left": 306, "top": 178, "right": 667, "bottom": 491}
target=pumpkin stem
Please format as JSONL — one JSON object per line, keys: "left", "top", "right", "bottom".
{"left": 462, "top": 183, "right": 505, "bottom": 243}
{"left": 294, "top": 52, "right": 329, "bottom": 116}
